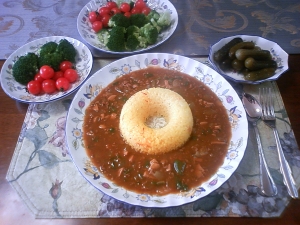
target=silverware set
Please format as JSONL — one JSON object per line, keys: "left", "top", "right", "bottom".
{"left": 243, "top": 88, "right": 298, "bottom": 199}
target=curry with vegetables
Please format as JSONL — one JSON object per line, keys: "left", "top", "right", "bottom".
{"left": 83, "top": 67, "right": 232, "bottom": 195}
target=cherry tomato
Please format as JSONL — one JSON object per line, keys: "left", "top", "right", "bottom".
{"left": 101, "top": 14, "right": 111, "bottom": 27}
{"left": 141, "top": 6, "right": 151, "bottom": 15}
{"left": 134, "top": 0, "right": 147, "bottom": 9}
{"left": 92, "top": 20, "right": 103, "bottom": 32}
{"left": 88, "top": 11, "right": 101, "bottom": 23}
{"left": 120, "top": 2, "right": 130, "bottom": 12}
{"left": 40, "top": 65, "right": 54, "bottom": 79}
{"left": 52, "top": 71, "right": 64, "bottom": 80}
{"left": 111, "top": 7, "right": 121, "bottom": 15}
{"left": 27, "top": 80, "right": 42, "bottom": 95}
{"left": 124, "top": 11, "right": 131, "bottom": 18}
{"left": 106, "top": 1, "right": 118, "bottom": 10}
{"left": 64, "top": 69, "right": 79, "bottom": 83}
{"left": 56, "top": 77, "right": 70, "bottom": 92}
{"left": 59, "top": 61, "right": 73, "bottom": 72}
{"left": 99, "top": 7, "right": 110, "bottom": 16}
{"left": 130, "top": 7, "right": 141, "bottom": 14}
{"left": 34, "top": 73, "right": 44, "bottom": 83}
{"left": 42, "top": 79, "right": 56, "bottom": 94}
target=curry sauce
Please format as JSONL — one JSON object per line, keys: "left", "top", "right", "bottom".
{"left": 83, "top": 67, "right": 231, "bottom": 196}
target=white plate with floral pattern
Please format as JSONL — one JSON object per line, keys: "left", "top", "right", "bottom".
{"left": 0, "top": 36, "right": 93, "bottom": 104}
{"left": 66, "top": 53, "right": 248, "bottom": 207}
{"left": 77, "top": 0, "right": 178, "bottom": 54}
{"left": 208, "top": 35, "right": 289, "bottom": 84}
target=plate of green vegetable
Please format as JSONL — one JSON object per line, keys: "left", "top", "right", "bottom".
{"left": 77, "top": 0, "right": 178, "bottom": 54}
{"left": 209, "top": 35, "right": 289, "bottom": 84}
{"left": 0, "top": 36, "right": 93, "bottom": 103}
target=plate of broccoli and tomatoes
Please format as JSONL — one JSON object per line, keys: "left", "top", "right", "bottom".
{"left": 77, "top": 0, "right": 178, "bottom": 54}
{"left": 0, "top": 36, "right": 93, "bottom": 103}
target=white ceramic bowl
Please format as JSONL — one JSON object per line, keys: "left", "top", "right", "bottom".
{"left": 77, "top": 0, "right": 178, "bottom": 54}
{"left": 0, "top": 36, "right": 93, "bottom": 103}
{"left": 66, "top": 53, "right": 248, "bottom": 207}
{"left": 209, "top": 35, "right": 289, "bottom": 84}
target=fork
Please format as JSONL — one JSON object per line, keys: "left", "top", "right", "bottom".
{"left": 260, "top": 87, "right": 299, "bottom": 198}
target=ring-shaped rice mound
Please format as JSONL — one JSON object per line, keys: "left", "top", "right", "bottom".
{"left": 119, "top": 87, "right": 193, "bottom": 154}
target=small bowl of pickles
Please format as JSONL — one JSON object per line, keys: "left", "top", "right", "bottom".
{"left": 208, "top": 35, "right": 288, "bottom": 84}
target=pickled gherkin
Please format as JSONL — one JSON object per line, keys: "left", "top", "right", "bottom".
{"left": 213, "top": 37, "right": 243, "bottom": 62}
{"left": 243, "top": 68, "right": 276, "bottom": 81}
{"left": 244, "top": 57, "right": 277, "bottom": 71}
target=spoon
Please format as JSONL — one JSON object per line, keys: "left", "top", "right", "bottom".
{"left": 242, "top": 92, "right": 278, "bottom": 197}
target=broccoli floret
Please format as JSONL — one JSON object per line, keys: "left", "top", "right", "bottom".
{"left": 97, "top": 29, "right": 110, "bottom": 45}
{"left": 157, "top": 10, "right": 171, "bottom": 28}
{"left": 129, "top": 13, "right": 149, "bottom": 28}
{"left": 12, "top": 52, "right": 39, "bottom": 85}
{"left": 108, "top": 13, "right": 130, "bottom": 28}
{"left": 140, "top": 23, "right": 159, "bottom": 45}
{"left": 149, "top": 18, "right": 162, "bottom": 33}
{"left": 38, "top": 51, "right": 63, "bottom": 71}
{"left": 126, "top": 25, "right": 140, "bottom": 38}
{"left": 106, "top": 26, "right": 126, "bottom": 52}
{"left": 137, "top": 36, "right": 148, "bottom": 48}
{"left": 125, "top": 25, "right": 148, "bottom": 49}
{"left": 39, "top": 42, "right": 58, "bottom": 56}
{"left": 147, "top": 10, "right": 160, "bottom": 22}
{"left": 126, "top": 35, "right": 140, "bottom": 50}
{"left": 56, "top": 39, "right": 77, "bottom": 63}
{"left": 38, "top": 39, "right": 77, "bottom": 70}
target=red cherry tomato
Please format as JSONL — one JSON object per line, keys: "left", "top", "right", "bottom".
{"left": 52, "top": 71, "right": 64, "bottom": 80}
{"left": 34, "top": 73, "right": 44, "bottom": 83}
{"left": 27, "top": 80, "right": 42, "bottom": 95}
{"left": 92, "top": 20, "right": 103, "bottom": 32}
{"left": 106, "top": 1, "right": 118, "bottom": 10}
{"left": 99, "top": 6, "right": 110, "bottom": 16}
{"left": 42, "top": 79, "right": 57, "bottom": 94}
{"left": 130, "top": 7, "right": 141, "bottom": 14}
{"left": 141, "top": 6, "right": 151, "bottom": 15}
{"left": 59, "top": 61, "right": 73, "bottom": 72}
{"left": 124, "top": 11, "right": 131, "bottom": 18}
{"left": 56, "top": 77, "right": 70, "bottom": 92}
{"left": 120, "top": 2, "right": 130, "bottom": 12}
{"left": 64, "top": 69, "right": 79, "bottom": 83}
{"left": 40, "top": 65, "right": 54, "bottom": 79}
{"left": 101, "top": 14, "right": 111, "bottom": 27}
{"left": 120, "top": 2, "right": 130, "bottom": 13}
{"left": 88, "top": 11, "right": 101, "bottom": 23}
{"left": 134, "top": 0, "right": 147, "bottom": 9}
{"left": 111, "top": 7, "right": 121, "bottom": 15}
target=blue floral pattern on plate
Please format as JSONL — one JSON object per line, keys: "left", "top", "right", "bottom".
{"left": 66, "top": 53, "right": 248, "bottom": 207}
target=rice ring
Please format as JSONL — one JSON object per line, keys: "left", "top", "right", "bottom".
{"left": 119, "top": 87, "right": 193, "bottom": 154}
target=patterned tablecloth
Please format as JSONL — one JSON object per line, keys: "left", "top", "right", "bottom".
{"left": 1, "top": 0, "right": 300, "bottom": 59}
{"left": 6, "top": 58, "right": 300, "bottom": 218}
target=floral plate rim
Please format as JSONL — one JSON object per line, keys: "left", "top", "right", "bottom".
{"left": 65, "top": 52, "right": 249, "bottom": 208}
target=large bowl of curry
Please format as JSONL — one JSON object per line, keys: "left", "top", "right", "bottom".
{"left": 66, "top": 53, "right": 248, "bottom": 207}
